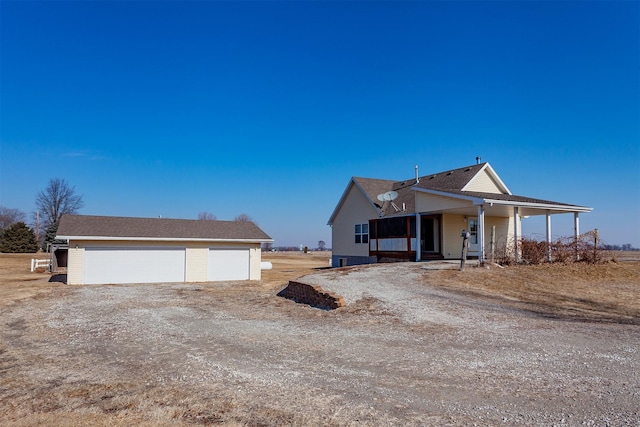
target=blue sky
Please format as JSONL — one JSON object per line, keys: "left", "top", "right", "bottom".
{"left": 1, "top": 1, "right": 638, "bottom": 248}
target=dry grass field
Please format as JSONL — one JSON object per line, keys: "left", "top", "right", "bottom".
{"left": 1, "top": 251, "right": 639, "bottom": 426}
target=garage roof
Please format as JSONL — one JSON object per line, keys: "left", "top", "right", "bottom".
{"left": 57, "top": 214, "right": 273, "bottom": 242}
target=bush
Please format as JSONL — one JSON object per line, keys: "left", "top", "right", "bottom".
{"left": 0, "top": 221, "right": 38, "bottom": 253}
{"left": 493, "top": 230, "right": 604, "bottom": 265}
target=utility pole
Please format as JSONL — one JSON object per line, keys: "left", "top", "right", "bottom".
{"left": 36, "top": 212, "right": 40, "bottom": 248}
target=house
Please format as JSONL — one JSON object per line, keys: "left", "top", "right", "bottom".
{"left": 56, "top": 214, "right": 273, "bottom": 285}
{"left": 328, "top": 162, "right": 592, "bottom": 267}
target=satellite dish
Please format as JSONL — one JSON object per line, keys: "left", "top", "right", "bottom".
{"left": 383, "top": 191, "right": 398, "bottom": 201}
{"left": 377, "top": 193, "right": 386, "bottom": 202}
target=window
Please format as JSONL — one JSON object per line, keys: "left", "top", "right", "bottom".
{"left": 468, "top": 218, "right": 478, "bottom": 244}
{"left": 355, "top": 223, "right": 369, "bottom": 244}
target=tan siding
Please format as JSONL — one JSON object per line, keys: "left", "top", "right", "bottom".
{"left": 67, "top": 244, "right": 83, "bottom": 285}
{"left": 332, "top": 184, "right": 379, "bottom": 257}
{"left": 440, "top": 215, "right": 512, "bottom": 259}
{"left": 441, "top": 215, "right": 466, "bottom": 258}
{"left": 485, "top": 217, "right": 511, "bottom": 261}
{"left": 67, "top": 239, "right": 262, "bottom": 284}
{"left": 249, "top": 247, "right": 261, "bottom": 281}
{"left": 416, "top": 192, "right": 472, "bottom": 212}
{"left": 463, "top": 170, "right": 503, "bottom": 193}
{"left": 186, "top": 247, "right": 208, "bottom": 282}
{"left": 74, "top": 240, "right": 191, "bottom": 249}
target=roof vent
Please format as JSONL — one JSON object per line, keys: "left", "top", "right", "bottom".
{"left": 415, "top": 165, "right": 419, "bottom": 184}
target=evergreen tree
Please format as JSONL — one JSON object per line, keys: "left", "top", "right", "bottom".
{"left": 0, "top": 222, "right": 38, "bottom": 253}
{"left": 42, "top": 221, "right": 66, "bottom": 251}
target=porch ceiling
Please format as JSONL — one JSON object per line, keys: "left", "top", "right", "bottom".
{"left": 421, "top": 204, "right": 586, "bottom": 218}
{"left": 415, "top": 192, "right": 592, "bottom": 218}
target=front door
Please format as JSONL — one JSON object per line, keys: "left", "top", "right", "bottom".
{"left": 468, "top": 218, "right": 479, "bottom": 255}
{"left": 420, "top": 216, "right": 441, "bottom": 255}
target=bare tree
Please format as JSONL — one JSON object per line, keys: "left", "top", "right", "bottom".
{"left": 234, "top": 213, "right": 253, "bottom": 223}
{"left": 0, "top": 206, "right": 26, "bottom": 230}
{"left": 318, "top": 240, "right": 326, "bottom": 251}
{"left": 197, "top": 211, "right": 217, "bottom": 220}
{"left": 35, "top": 178, "right": 84, "bottom": 229}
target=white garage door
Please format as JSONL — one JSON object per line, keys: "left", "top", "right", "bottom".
{"left": 84, "top": 247, "right": 186, "bottom": 284}
{"left": 208, "top": 248, "right": 250, "bottom": 281}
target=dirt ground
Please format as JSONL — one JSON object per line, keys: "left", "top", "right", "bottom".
{"left": 0, "top": 251, "right": 639, "bottom": 426}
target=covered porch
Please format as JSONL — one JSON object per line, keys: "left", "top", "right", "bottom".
{"left": 413, "top": 188, "right": 593, "bottom": 263}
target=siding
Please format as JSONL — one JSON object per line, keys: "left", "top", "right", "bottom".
{"left": 442, "top": 215, "right": 467, "bottom": 258}
{"left": 67, "top": 246, "right": 84, "bottom": 285}
{"left": 249, "top": 247, "right": 261, "bottom": 281}
{"left": 66, "top": 239, "right": 262, "bottom": 284}
{"left": 186, "top": 247, "right": 208, "bottom": 282}
{"left": 440, "top": 214, "right": 511, "bottom": 259}
{"left": 415, "top": 192, "right": 471, "bottom": 213}
{"left": 463, "top": 170, "right": 503, "bottom": 194}
{"left": 331, "top": 183, "right": 379, "bottom": 259}
{"left": 485, "top": 216, "right": 511, "bottom": 260}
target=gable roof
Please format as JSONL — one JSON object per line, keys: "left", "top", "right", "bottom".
{"left": 56, "top": 214, "right": 273, "bottom": 242}
{"left": 328, "top": 162, "right": 591, "bottom": 224}
{"left": 351, "top": 163, "right": 495, "bottom": 218}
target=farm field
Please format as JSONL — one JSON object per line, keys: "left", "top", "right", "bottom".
{"left": 0, "top": 251, "right": 639, "bottom": 426}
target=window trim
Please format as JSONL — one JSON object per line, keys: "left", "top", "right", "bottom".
{"left": 355, "top": 223, "right": 369, "bottom": 244}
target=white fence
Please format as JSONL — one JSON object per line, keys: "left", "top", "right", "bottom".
{"left": 31, "top": 259, "right": 51, "bottom": 272}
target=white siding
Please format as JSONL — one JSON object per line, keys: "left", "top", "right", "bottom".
{"left": 375, "top": 238, "right": 408, "bottom": 251}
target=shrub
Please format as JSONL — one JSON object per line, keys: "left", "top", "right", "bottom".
{"left": 493, "top": 230, "right": 604, "bottom": 265}
{"left": 0, "top": 221, "right": 38, "bottom": 253}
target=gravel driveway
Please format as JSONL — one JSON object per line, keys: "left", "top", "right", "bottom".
{"left": 1, "top": 263, "right": 638, "bottom": 426}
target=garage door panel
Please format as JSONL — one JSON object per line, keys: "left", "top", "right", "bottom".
{"left": 208, "top": 248, "right": 249, "bottom": 281}
{"left": 84, "top": 247, "right": 186, "bottom": 284}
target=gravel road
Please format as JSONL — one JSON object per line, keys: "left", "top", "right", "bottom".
{"left": 1, "top": 263, "right": 638, "bottom": 426}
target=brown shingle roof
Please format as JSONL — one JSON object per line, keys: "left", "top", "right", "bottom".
{"left": 411, "top": 163, "right": 486, "bottom": 191}
{"left": 429, "top": 189, "right": 567, "bottom": 205}
{"left": 57, "top": 215, "right": 272, "bottom": 241}
{"left": 353, "top": 164, "right": 487, "bottom": 217}
{"left": 350, "top": 163, "right": 590, "bottom": 216}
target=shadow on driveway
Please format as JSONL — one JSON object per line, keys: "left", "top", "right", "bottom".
{"left": 49, "top": 274, "right": 67, "bottom": 284}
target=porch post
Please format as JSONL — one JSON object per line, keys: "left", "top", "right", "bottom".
{"left": 513, "top": 206, "right": 520, "bottom": 263}
{"left": 574, "top": 212, "right": 580, "bottom": 261}
{"left": 415, "top": 213, "right": 421, "bottom": 261}
{"left": 478, "top": 205, "right": 485, "bottom": 264}
{"left": 546, "top": 210, "right": 552, "bottom": 262}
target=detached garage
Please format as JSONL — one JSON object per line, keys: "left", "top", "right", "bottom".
{"left": 56, "top": 214, "right": 273, "bottom": 285}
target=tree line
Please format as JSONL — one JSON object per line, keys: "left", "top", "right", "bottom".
{"left": 0, "top": 178, "right": 257, "bottom": 253}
